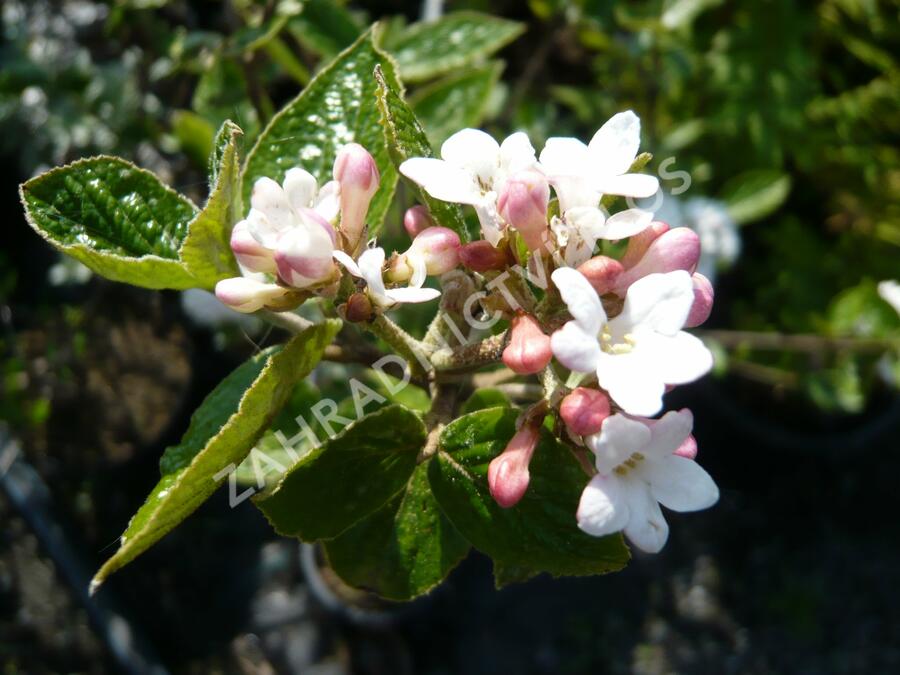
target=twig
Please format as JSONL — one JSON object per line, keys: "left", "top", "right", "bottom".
{"left": 431, "top": 331, "right": 509, "bottom": 372}
{"left": 697, "top": 330, "right": 898, "bottom": 354}
{"left": 257, "top": 309, "right": 313, "bottom": 333}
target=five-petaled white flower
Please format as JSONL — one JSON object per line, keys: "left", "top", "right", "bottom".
{"left": 399, "top": 129, "right": 538, "bottom": 246}
{"left": 578, "top": 410, "right": 719, "bottom": 553}
{"left": 333, "top": 247, "right": 440, "bottom": 308}
{"left": 550, "top": 267, "right": 713, "bottom": 416}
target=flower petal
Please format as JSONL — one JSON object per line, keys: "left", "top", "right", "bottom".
{"left": 551, "top": 267, "right": 606, "bottom": 334}
{"left": 600, "top": 208, "right": 653, "bottom": 240}
{"left": 250, "top": 177, "right": 295, "bottom": 231}
{"left": 577, "top": 474, "right": 630, "bottom": 537}
{"left": 408, "top": 251, "right": 427, "bottom": 288}
{"left": 384, "top": 286, "right": 441, "bottom": 304}
{"left": 499, "top": 131, "right": 537, "bottom": 174}
{"left": 596, "top": 351, "right": 666, "bottom": 417}
{"left": 440, "top": 128, "right": 500, "bottom": 184}
{"left": 551, "top": 321, "right": 602, "bottom": 373}
{"left": 613, "top": 270, "right": 694, "bottom": 336}
{"left": 332, "top": 249, "right": 361, "bottom": 277}
{"left": 622, "top": 482, "right": 669, "bottom": 553}
{"left": 595, "top": 173, "right": 660, "bottom": 199}
{"left": 637, "top": 332, "right": 714, "bottom": 385}
{"left": 399, "top": 158, "right": 482, "bottom": 204}
{"left": 586, "top": 413, "right": 651, "bottom": 475}
{"left": 358, "top": 247, "right": 387, "bottom": 298}
{"left": 588, "top": 111, "right": 641, "bottom": 176}
{"left": 640, "top": 409, "right": 694, "bottom": 459}
{"left": 539, "top": 137, "right": 591, "bottom": 177}
{"left": 282, "top": 168, "right": 318, "bottom": 212}
{"left": 644, "top": 455, "right": 719, "bottom": 513}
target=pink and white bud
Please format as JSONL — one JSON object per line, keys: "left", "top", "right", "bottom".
{"left": 488, "top": 423, "right": 541, "bottom": 508}
{"left": 674, "top": 434, "right": 698, "bottom": 460}
{"left": 497, "top": 169, "right": 550, "bottom": 251}
{"left": 409, "top": 227, "right": 461, "bottom": 275}
{"left": 333, "top": 143, "right": 379, "bottom": 250}
{"left": 685, "top": 273, "right": 714, "bottom": 327}
{"left": 250, "top": 177, "right": 294, "bottom": 232}
{"left": 613, "top": 227, "right": 701, "bottom": 295}
{"left": 576, "top": 256, "right": 624, "bottom": 296}
{"left": 215, "top": 277, "right": 290, "bottom": 314}
{"left": 503, "top": 313, "right": 552, "bottom": 375}
{"left": 230, "top": 220, "right": 276, "bottom": 274}
{"left": 403, "top": 205, "right": 435, "bottom": 239}
{"left": 560, "top": 387, "right": 611, "bottom": 437}
{"left": 458, "top": 240, "right": 509, "bottom": 272}
{"left": 274, "top": 209, "right": 336, "bottom": 289}
{"left": 282, "top": 167, "right": 318, "bottom": 213}
{"left": 619, "top": 220, "right": 670, "bottom": 269}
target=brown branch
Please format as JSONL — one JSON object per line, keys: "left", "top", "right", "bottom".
{"left": 697, "top": 329, "right": 898, "bottom": 354}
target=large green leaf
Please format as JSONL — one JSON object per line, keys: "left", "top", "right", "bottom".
{"left": 254, "top": 405, "right": 426, "bottom": 541}
{"left": 374, "top": 66, "right": 469, "bottom": 240}
{"left": 287, "top": 0, "right": 362, "bottom": 59}
{"left": 90, "top": 319, "right": 341, "bottom": 591}
{"left": 242, "top": 29, "right": 399, "bottom": 234}
{"left": 323, "top": 463, "right": 470, "bottom": 601}
{"left": 388, "top": 12, "right": 524, "bottom": 83}
{"left": 410, "top": 62, "right": 503, "bottom": 148}
{"left": 720, "top": 169, "right": 791, "bottom": 225}
{"left": 428, "top": 408, "right": 630, "bottom": 586}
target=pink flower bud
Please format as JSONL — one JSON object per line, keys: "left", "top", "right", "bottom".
{"left": 333, "top": 143, "right": 379, "bottom": 250}
{"left": 274, "top": 209, "right": 336, "bottom": 289}
{"left": 674, "top": 434, "right": 698, "bottom": 460}
{"left": 215, "top": 277, "right": 289, "bottom": 313}
{"left": 685, "top": 273, "right": 714, "bottom": 327}
{"left": 619, "top": 220, "right": 670, "bottom": 269}
{"left": 497, "top": 169, "right": 550, "bottom": 251}
{"left": 403, "top": 205, "right": 435, "bottom": 239}
{"left": 410, "top": 227, "right": 461, "bottom": 275}
{"left": 344, "top": 292, "right": 373, "bottom": 323}
{"left": 613, "top": 227, "right": 700, "bottom": 295}
{"left": 230, "top": 220, "right": 276, "bottom": 274}
{"left": 576, "top": 256, "right": 624, "bottom": 296}
{"left": 488, "top": 423, "right": 541, "bottom": 508}
{"left": 502, "top": 313, "right": 552, "bottom": 375}
{"left": 458, "top": 240, "right": 509, "bottom": 272}
{"left": 560, "top": 387, "right": 611, "bottom": 436}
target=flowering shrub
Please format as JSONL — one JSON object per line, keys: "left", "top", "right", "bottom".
{"left": 19, "top": 23, "right": 720, "bottom": 600}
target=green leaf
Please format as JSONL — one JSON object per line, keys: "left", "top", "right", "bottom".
{"left": 428, "top": 408, "right": 630, "bottom": 586}
{"left": 410, "top": 62, "right": 503, "bottom": 148}
{"left": 91, "top": 319, "right": 341, "bottom": 591}
{"left": 172, "top": 110, "right": 216, "bottom": 168}
{"left": 254, "top": 405, "right": 426, "bottom": 541}
{"left": 720, "top": 170, "right": 791, "bottom": 225}
{"left": 388, "top": 12, "right": 525, "bottom": 83}
{"left": 21, "top": 156, "right": 201, "bottom": 290}
{"left": 242, "top": 28, "right": 399, "bottom": 234}
{"left": 323, "top": 463, "right": 470, "bottom": 601}
{"left": 374, "top": 66, "right": 469, "bottom": 240}
{"left": 288, "top": 0, "right": 362, "bottom": 59}
{"left": 461, "top": 387, "right": 511, "bottom": 414}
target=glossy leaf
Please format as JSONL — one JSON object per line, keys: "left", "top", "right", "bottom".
{"left": 411, "top": 62, "right": 503, "bottom": 148}
{"left": 374, "top": 66, "right": 469, "bottom": 240}
{"left": 91, "top": 319, "right": 342, "bottom": 591}
{"left": 288, "top": 0, "right": 362, "bottom": 59}
{"left": 461, "top": 387, "right": 511, "bottom": 414}
{"left": 324, "top": 463, "right": 470, "bottom": 601}
{"left": 242, "top": 29, "right": 399, "bottom": 233}
{"left": 720, "top": 169, "right": 791, "bottom": 225}
{"left": 254, "top": 405, "right": 426, "bottom": 541}
{"left": 428, "top": 408, "right": 630, "bottom": 586}
{"left": 389, "top": 12, "right": 524, "bottom": 83}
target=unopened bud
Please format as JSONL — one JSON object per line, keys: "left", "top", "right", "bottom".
{"left": 685, "top": 273, "right": 714, "bottom": 327}
{"left": 498, "top": 169, "right": 550, "bottom": 251}
{"left": 230, "top": 220, "right": 276, "bottom": 274}
{"left": 576, "top": 255, "right": 624, "bottom": 296}
{"left": 334, "top": 143, "right": 379, "bottom": 250}
{"left": 458, "top": 240, "right": 510, "bottom": 272}
{"left": 403, "top": 205, "right": 435, "bottom": 239}
{"left": 613, "top": 227, "right": 700, "bottom": 295}
{"left": 215, "top": 277, "right": 290, "bottom": 313}
{"left": 560, "top": 387, "right": 611, "bottom": 437}
{"left": 410, "top": 226, "right": 461, "bottom": 275}
{"left": 488, "top": 423, "right": 541, "bottom": 508}
{"left": 620, "top": 220, "right": 670, "bottom": 269}
{"left": 674, "top": 434, "right": 698, "bottom": 460}
{"left": 502, "top": 313, "right": 552, "bottom": 375}
{"left": 274, "top": 209, "right": 336, "bottom": 289}
{"left": 344, "top": 292, "right": 373, "bottom": 323}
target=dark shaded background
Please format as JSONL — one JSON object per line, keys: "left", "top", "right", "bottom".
{"left": 2, "top": 1, "right": 899, "bottom": 673}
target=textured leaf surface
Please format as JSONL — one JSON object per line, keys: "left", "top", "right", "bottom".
{"left": 410, "top": 62, "right": 503, "bottom": 148}
{"left": 324, "top": 463, "right": 470, "bottom": 600}
{"left": 389, "top": 12, "right": 524, "bottom": 83}
{"left": 254, "top": 405, "right": 425, "bottom": 541}
{"left": 91, "top": 319, "right": 341, "bottom": 590}
{"left": 242, "top": 29, "right": 399, "bottom": 233}
{"left": 428, "top": 408, "right": 630, "bottom": 585}
{"left": 374, "top": 66, "right": 469, "bottom": 240}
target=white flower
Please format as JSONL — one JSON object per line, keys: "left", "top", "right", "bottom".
{"left": 333, "top": 247, "right": 440, "bottom": 308}
{"left": 577, "top": 410, "right": 719, "bottom": 553}
{"left": 550, "top": 267, "right": 713, "bottom": 416}
{"left": 246, "top": 169, "right": 338, "bottom": 248}
{"left": 551, "top": 207, "right": 654, "bottom": 267}
{"left": 399, "top": 129, "right": 537, "bottom": 246}
{"left": 878, "top": 280, "right": 900, "bottom": 317}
